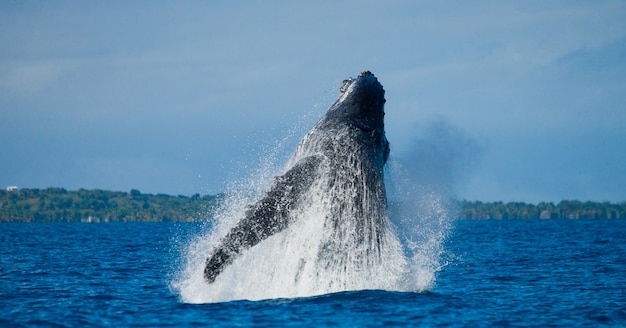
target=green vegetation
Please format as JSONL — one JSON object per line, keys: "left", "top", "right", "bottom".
{"left": 458, "top": 200, "right": 626, "bottom": 220}
{"left": 1, "top": 188, "right": 624, "bottom": 222}
{"left": 0, "top": 188, "right": 219, "bottom": 223}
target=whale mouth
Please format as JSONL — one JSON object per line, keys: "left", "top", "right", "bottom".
{"left": 354, "top": 123, "right": 376, "bottom": 133}
{"left": 357, "top": 126, "right": 374, "bottom": 132}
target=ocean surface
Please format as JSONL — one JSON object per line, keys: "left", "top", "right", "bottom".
{"left": 2, "top": 219, "right": 625, "bottom": 327}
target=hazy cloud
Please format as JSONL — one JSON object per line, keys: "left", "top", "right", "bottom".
{"left": 1, "top": 1, "right": 625, "bottom": 201}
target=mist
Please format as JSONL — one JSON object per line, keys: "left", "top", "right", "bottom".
{"left": 390, "top": 118, "right": 482, "bottom": 199}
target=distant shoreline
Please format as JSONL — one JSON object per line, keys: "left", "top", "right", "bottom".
{"left": 1, "top": 188, "right": 625, "bottom": 222}
{"left": 0, "top": 188, "right": 220, "bottom": 223}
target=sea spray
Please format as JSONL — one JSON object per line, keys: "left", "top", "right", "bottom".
{"left": 387, "top": 159, "right": 453, "bottom": 291}
{"left": 173, "top": 148, "right": 453, "bottom": 303}
{"left": 172, "top": 73, "right": 454, "bottom": 303}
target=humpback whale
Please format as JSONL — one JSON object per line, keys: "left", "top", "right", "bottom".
{"left": 204, "top": 71, "right": 391, "bottom": 284}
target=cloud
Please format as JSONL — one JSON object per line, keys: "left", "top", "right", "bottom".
{"left": 1, "top": 1, "right": 625, "bottom": 201}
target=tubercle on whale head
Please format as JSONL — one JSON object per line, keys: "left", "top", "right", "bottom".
{"left": 337, "top": 71, "right": 385, "bottom": 106}
{"left": 323, "top": 71, "right": 389, "bottom": 165}
{"left": 328, "top": 71, "right": 386, "bottom": 133}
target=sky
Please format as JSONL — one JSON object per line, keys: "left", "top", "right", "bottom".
{"left": 1, "top": 1, "right": 625, "bottom": 203}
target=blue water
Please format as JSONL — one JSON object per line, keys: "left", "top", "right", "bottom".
{"left": 2, "top": 219, "right": 625, "bottom": 327}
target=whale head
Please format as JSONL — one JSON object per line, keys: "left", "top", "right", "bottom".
{"left": 324, "top": 71, "right": 389, "bottom": 163}
{"left": 327, "top": 71, "right": 386, "bottom": 132}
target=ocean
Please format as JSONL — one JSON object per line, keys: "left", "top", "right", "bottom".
{"left": 1, "top": 219, "right": 625, "bottom": 327}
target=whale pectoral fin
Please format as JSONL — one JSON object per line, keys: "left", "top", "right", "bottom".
{"left": 204, "top": 155, "right": 323, "bottom": 283}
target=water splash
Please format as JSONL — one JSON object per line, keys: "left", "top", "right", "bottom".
{"left": 172, "top": 109, "right": 454, "bottom": 303}
{"left": 386, "top": 159, "right": 454, "bottom": 292}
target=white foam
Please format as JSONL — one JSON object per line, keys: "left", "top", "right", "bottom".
{"left": 172, "top": 120, "right": 452, "bottom": 304}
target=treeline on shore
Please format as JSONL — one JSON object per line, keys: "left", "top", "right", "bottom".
{"left": 1, "top": 188, "right": 625, "bottom": 223}
{"left": 0, "top": 188, "right": 219, "bottom": 223}
{"left": 457, "top": 200, "right": 626, "bottom": 220}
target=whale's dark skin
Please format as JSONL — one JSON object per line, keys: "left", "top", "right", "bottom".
{"left": 204, "top": 71, "right": 389, "bottom": 283}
